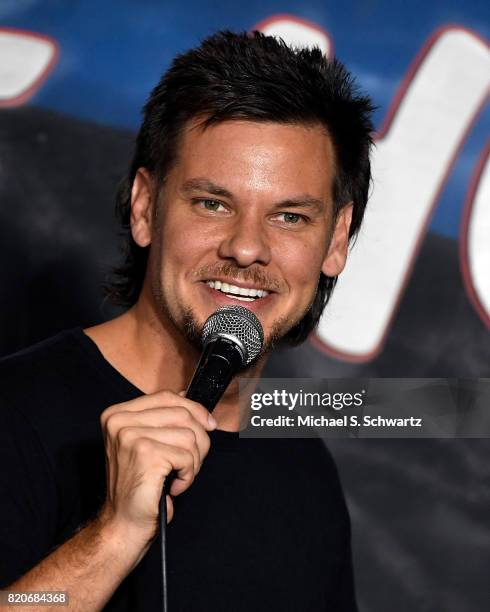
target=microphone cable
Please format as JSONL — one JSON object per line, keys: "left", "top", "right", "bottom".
{"left": 160, "top": 481, "right": 169, "bottom": 612}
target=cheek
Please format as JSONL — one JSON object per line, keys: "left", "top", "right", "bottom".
{"left": 278, "top": 239, "right": 326, "bottom": 289}
{"left": 158, "top": 217, "right": 218, "bottom": 276}
{"left": 162, "top": 229, "right": 190, "bottom": 263}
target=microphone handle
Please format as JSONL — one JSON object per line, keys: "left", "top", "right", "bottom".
{"left": 185, "top": 336, "right": 244, "bottom": 411}
{"left": 159, "top": 336, "right": 244, "bottom": 609}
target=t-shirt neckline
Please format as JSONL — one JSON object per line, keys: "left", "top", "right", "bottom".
{"left": 70, "top": 327, "right": 239, "bottom": 444}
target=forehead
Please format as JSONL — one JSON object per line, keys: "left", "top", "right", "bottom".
{"left": 167, "top": 119, "right": 336, "bottom": 204}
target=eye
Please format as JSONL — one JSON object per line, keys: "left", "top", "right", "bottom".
{"left": 275, "top": 212, "right": 306, "bottom": 225}
{"left": 283, "top": 212, "right": 301, "bottom": 224}
{"left": 196, "top": 199, "right": 227, "bottom": 212}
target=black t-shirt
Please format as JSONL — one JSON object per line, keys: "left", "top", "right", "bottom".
{"left": 0, "top": 329, "right": 357, "bottom": 611}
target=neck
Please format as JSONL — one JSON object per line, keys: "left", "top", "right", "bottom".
{"left": 84, "top": 292, "right": 266, "bottom": 431}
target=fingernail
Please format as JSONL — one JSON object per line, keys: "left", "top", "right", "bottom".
{"left": 207, "top": 414, "right": 217, "bottom": 429}
{"left": 178, "top": 390, "right": 186, "bottom": 396}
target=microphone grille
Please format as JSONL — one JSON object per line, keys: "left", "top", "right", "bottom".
{"left": 201, "top": 305, "right": 264, "bottom": 366}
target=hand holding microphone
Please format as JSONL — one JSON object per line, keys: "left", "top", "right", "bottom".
{"left": 98, "top": 305, "right": 263, "bottom": 552}
{"left": 99, "top": 390, "right": 216, "bottom": 547}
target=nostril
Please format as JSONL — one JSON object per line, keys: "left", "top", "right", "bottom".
{"left": 217, "top": 231, "right": 271, "bottom": 267}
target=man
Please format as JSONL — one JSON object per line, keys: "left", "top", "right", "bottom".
{"left": 0, "top": 31, "right": 373, "bottom": 610}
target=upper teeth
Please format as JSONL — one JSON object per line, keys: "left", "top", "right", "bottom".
{"left": 205, "top": 280, "right": 269, "bottom": 298}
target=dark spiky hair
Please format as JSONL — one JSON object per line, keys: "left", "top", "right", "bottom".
{"left": 105, "top": 30, "right": 374, "bottom": 345}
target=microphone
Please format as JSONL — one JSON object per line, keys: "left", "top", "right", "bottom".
{"left": 186, "top": 305, "right": 264, "bottom": 411}
{"left": 160, "top": 305, "right": 263, "bottom": 612}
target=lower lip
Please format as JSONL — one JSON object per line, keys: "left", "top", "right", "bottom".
{"left": 200, "top": 282, "right": 275, "bottom": 312}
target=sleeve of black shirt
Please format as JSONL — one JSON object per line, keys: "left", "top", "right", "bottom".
{"left": 0, "top": 401, "right": 58, "bottom": 587}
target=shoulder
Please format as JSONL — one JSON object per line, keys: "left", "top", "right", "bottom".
{"left": 0, "top": 329, "right": 109, "bottom": 523}
{"left": 0, "top": 330, "right": 95, "bottom": 585}
{"left": 0, "top": 328, "right": 86, "bottom": 375}
{"left": 0, "top": 328, "right": 108, "bottom": 438}
{"left": 0, "top": 329, "right": 88, "bottom": 403}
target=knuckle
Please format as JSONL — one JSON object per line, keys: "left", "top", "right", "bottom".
{"left": 105, "top": 413, "right": 122, "bottom": 438}
{"left": 100, "top": 404, "right": 117, "bottom": 428}
{"left": 117, "top": 426, "right": 135, "bottom": 448}
{"left": 156, "top": 459, "right": 173, "bottom": 476}
{"left": 182, "top": 427, "right": 197, "bottom": 446}
{"left": 134, "top": 437, "right": 153, "bottom": 456}
{"left": 175, "top": 406, "right": 193, "bottom": 423}
{"left": 181, "top": 447, "right": 195, "bottom": 465}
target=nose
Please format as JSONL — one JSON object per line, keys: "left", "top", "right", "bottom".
{"left": 217, "top": 212, "right": 271, "bottom": 268}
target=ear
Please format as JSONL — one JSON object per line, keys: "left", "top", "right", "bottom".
{"left": 321, "top": 203, "right": 353, "bottom": 277}
{"left": 130, "top": 167, "right": 154, "bottom": 247}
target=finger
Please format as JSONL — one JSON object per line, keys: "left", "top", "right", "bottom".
{"left": 102, "top": 391, "right": 216, "bottom": 431}
{"left": 141, "top": 439, "right": 195, "bottom": 496}
{"left": 105, "top": 407, "right": 213, "bottom": 452}
{"left": 117, "top": 426, "right": 201, "bottom": 474}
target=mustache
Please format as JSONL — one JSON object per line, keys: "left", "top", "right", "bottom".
{"left": 193, "top": 262, "right": 284, "bottom": 292}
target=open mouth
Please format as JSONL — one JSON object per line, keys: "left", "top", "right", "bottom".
{"left": 203, "top": 280, "right": 270, "bottom": 303}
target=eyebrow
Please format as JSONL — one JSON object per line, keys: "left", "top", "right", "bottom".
{"left": 180, "top": 178, "right": 326, "bottom": 212}
{"left": 181, "top": 178, "right": 233, "bottom": 199}
{"left": 276, "top": 196, "right": 325, "bottom": 213}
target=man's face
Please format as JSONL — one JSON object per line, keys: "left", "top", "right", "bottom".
{"left": 133, "top": 119, "right": 351, "bottom": 352}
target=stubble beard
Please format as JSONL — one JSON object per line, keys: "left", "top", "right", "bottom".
{"left": 150, "top": 246, "right": 315, "bottom": 365}
{"left": 152, "top": 273, "right": 307, "bottom": 370}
